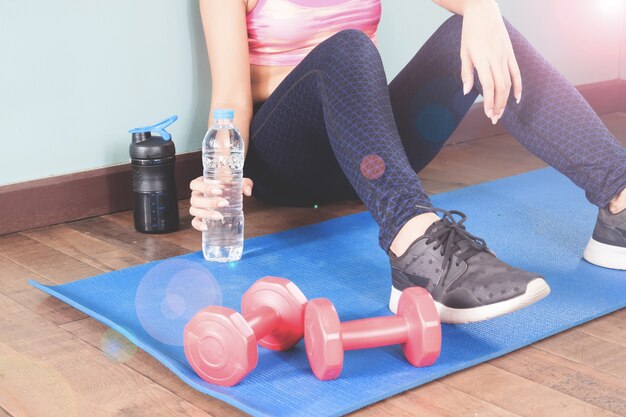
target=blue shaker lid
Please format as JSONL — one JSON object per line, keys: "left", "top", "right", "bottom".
{"left": 129, "top": 115, "right": 178, "bottom": 141}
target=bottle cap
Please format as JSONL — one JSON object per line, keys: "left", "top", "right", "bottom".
{"left": 129, "top": 115, "right": 178, "bottom": 159}
{"left": 213, "top": 109, "right": 235, "bottom": 120}
{"left": 129, "top": 115, "right": 178, "bottom": 142}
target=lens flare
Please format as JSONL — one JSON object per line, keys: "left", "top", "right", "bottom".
{"left": 597, "top": 0, "right": 623, "bottom": 14}
{"left": 360, "top": 154, "right": 386, "bottom": 180}
{"left": 100, "top": 328, "right": 137, "bottom": 363}
{"left": 415, "top": 104, "right": 455, "bottom": 144}
{"left": 135, "top": 259, "right": 222, "bottom": 346}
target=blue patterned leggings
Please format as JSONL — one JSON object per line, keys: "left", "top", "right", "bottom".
{"left": 243, "top": 15, "right": 626, "bottom": 253}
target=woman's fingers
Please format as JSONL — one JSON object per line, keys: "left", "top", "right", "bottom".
{"left": 491, "top": 59, "right": 511, "bottom": 123}
{"left": 242, "top": 177, "right": 254, "bottom": 196}
{"left": 190, "top": 190, "right": 229, "bottom": 209}
{"left": 475, "top": 61, "right": 495, "bottom": 120}
{"left": 476, "top": 58, "right": 514, "bottom": 125}
{"left": 189, "top": 176, "right": 253, "bottom": 231}
{"left": 509, "top": 54, "right": 523, "bottom": 104}
{"left": 189, "top": 189, "right": 226, "bottom": 222}
{"left": 460, "top": 48, "right": 475, "bottom": 95}
{"left": 192, "top": 216, "right": 207, "bottom": 231}
{"left": 190, "top": 206, "right": 224, "bottom": 221}
{"left": 190, "top": 176, "right": 223, "bottom": 196}
{"left": 191, "top": 176, "right": 254, "bottom": 197}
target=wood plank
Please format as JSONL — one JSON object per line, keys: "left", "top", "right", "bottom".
{"left": 67, "top": 217, "right": 189, "bottom": 261}
{"left": 0, "top": 293, "right": 213, "bottom": 417}
{"left": 60, "top": 318, "right": 248, "bottom": 417}
{"left": 0, "top": 254, "right": 85, "bottom": 325}
{"left": 23, "top": 225, "right": 147, "bottom": 272}
{"left": 534, "top": 328, "right": 626, "bottom": 381}
{"left": 104, "top": 205, "right": 202, "bottom": 253}
{"left": 388, "top": 381, "right": 520, "bottom": 417}
{"left": 577, "top": 309, "right": 626, "bottom": 348}
{"left": 0, "top": 340, "right": 79, "bottom": 417}
{"left": 490, "top": 347, "right": 626, "bottom": 415}
{"left": 349, "top": 401, "right": 416, "bottom": 417}
{"left": 0, "top": 234, "right": 101, "bottom": 283}
{"left": 442, "top": 362, "right": 618, "bottom": 417}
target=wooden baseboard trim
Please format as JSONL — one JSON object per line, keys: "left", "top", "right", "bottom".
{"left": 0, "top": 153, "right": 202, "bottom": 236}
{"left": 2, "top": 79, "right": 625, "bottom": 236}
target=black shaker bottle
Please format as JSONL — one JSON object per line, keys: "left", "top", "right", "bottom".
{"left": 128, "top": 115, "right": 180, "bottom": 233}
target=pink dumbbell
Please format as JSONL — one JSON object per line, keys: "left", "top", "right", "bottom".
{"left": 304, "top": 287, "right": 441, "bottom": 380}
{"left": 184, "top": 277, "right": 307, "bottom": 386}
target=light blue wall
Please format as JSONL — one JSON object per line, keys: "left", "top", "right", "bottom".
{"left": 1, "top": 0, "right": 624, "bottom": 186}
{"left": 1, "top": 0, "right": 210, "bottom": 186}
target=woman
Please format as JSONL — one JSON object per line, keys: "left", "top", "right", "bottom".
{"left": 189, "top": 0, "right": 626, "bottom": 323}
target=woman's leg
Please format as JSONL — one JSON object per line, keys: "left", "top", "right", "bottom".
{"left": 246, "top": 28, "right": 551, "bottom": 323}
{"left": 244, "top": 29, "right": 433, "bottom": 253}
{"left": 388, "top": 15, "right": 626, "bottom": 207}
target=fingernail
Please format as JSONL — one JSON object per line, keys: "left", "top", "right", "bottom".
{"left": 210, "top": 212, "right": 222, "bottom": 220}
{"left": 245, "top": 186, "right": 252, "bottom": 195}
{"left": 491, "top": 116, "right": 498, "bottom": 125}
{"left": 217, "top": 200, "right": 229, "bottom": 207}
{"left": 211, "top": 188, "right": 222, "bottom": 195}
{"left": 463, "top": 82, "right": 471, "bottom": 95}
{"left": 486, "top": 109, "right": 493, "bottom": 118}
{"left": 515, "top": 95, "right": 521, "bottom": 104}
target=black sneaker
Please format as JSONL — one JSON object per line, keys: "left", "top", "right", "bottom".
{"left": 583, "top": 206, "right": 626, "bottom": 270}
{"left": 388, "top": 207, "right": 550, "bottom": 324}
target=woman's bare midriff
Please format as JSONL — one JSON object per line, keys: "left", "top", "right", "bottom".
{"left": 250, "top": 63, "right": 296, "bottom": 103}
{"left": 245, "top": 0, "right": 297, "bottom": 103}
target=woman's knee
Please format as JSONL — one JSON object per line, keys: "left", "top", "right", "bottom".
{"left": 417, "top": 14, "right": 463, "bottom": 58}
{"left": 316, "top": 29, "right": 380, "bottom": 65}
{"left": 328, "top": 28, "right": 375, "bottom": 47}
{"left": 437, "top": 14, "right": 463, "bottom": 43}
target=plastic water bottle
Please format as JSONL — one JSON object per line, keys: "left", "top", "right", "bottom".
{"left": 202, "top": 109, "right": 245, "bottom": 262}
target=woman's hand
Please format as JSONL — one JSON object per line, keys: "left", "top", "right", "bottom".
{"left": 460, "top": 0, "right": 522, "bottom": 125}
{"left": 189, "top": 176, "right": 254, "bottom": 231}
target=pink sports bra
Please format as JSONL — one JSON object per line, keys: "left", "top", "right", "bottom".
{"left": 246, "top": 0, "right": 381, "bottom": 66}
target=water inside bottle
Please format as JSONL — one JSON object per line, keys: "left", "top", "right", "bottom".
{"left": 202, "top": 127, "right": 245, "bottom": 262}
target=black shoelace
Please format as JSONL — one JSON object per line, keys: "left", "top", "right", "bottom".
{"left": 416, "top": 206, "right": 491, "bottom": 283}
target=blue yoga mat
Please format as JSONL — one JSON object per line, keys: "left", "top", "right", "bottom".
{"left": 30, "top": 167, "right": 626, "bottom": 417}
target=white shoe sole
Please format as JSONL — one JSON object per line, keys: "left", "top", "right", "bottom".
{"left": 388, "top": 278, "right": 551, "bottom": 324}
{"left": 583, "top": 238, "right": 626, "bottom": 270}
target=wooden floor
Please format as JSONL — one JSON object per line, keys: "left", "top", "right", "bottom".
{"left": 1, "top": 113, "right": 626, "bottom": 417}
